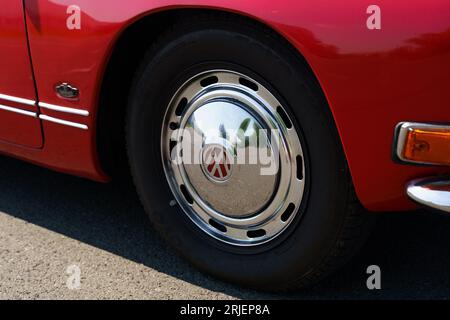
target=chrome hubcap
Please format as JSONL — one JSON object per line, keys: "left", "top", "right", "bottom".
{"left": 161, "top": 70, "right": 306, "bottom": 246}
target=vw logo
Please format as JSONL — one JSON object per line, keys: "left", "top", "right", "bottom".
{"left": 201, "top": 144, "right": 233, "bottom": 182}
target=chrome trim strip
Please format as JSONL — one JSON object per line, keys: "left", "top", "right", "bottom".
{"left": 0, "top": 104, "right": 37, "bottom": 117}
{"left": 407, "top": 177, "right": 450, "bottom": 213}
{"left": 395, "top": 122, "right": 450, "bottom": 165}
{"left": 38, "top": 102, "right": 89, "bottom": 116}
{"left": 0, "top": 93, "right": 36, "bottom": 106}
{"left": 39, "top": 114, "right": 88, "bottom": 130}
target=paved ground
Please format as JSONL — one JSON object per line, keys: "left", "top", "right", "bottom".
{"left": 0, "top": 155, "right": 450, "bottom": 300}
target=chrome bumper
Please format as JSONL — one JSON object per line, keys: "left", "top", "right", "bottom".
{"left": 407, "top": 177, "right": 450, "bottom": 213}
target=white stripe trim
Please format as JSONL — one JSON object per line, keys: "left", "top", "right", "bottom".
{"left": 39, "top": 115, "right": 88, "bottom": 130}
{"left": 0, "top": 93, "right": 36, "bottom": 106}
{"left": 38, "top": 102, "right": 89, "bottom": 116}
{"left": 0, "top": 104, "right": 37, "bottom": 117}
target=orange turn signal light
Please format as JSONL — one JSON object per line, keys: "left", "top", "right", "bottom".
{"left": 397, "top": 123, "right": 450, "bottom": 166}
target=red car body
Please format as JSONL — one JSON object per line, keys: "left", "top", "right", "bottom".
{"left": 0, "top": 0, "right": 449, "bottom": 212}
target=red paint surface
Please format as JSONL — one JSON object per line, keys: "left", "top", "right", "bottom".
{"left": 0, "top": 1, "right": 42, "bottom": 147}
{"left": 0, "top": 0, "right": 449, "bottom": 210}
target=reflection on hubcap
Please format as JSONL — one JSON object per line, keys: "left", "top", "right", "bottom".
{"left": 161, "top": 70, "right": 306, "bottom": 246}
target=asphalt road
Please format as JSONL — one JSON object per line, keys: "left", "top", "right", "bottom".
{"left": 1, "top": 155, "right": 450, "bottom": 300}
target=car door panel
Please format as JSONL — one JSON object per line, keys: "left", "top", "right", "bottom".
{"left": 0, "top": 1, "right": 42, "bottom": 148}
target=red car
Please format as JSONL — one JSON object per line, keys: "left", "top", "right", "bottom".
{"left": 1, "top": 0, "right": 449, "bottom": 290}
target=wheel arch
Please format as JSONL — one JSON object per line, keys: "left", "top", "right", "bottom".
{"left": 96, "top": 7, "right": 344, "bottom": 187}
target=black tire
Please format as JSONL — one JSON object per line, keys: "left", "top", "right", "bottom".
{"left": 126, "top": 13, "right": 373, "bottom": 290}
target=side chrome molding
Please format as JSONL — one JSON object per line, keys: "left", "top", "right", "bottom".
{"left": 0, "top": 104, "right": 37, "bottom": 118}
{"left": 39, "top": 115, "right": 88, "bottom": 130}
{"left": 0, "top": 92, "right": 89, "bottom": 130}
{"left": 0, "top": 93, "right": 36, "bottom": 107}
{"left": 38, "top": 102, "right": 89, "bottom": 116}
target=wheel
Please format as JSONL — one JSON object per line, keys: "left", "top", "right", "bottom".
{"left": 126, "top": 14, "right": 373, "bottom": 290}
